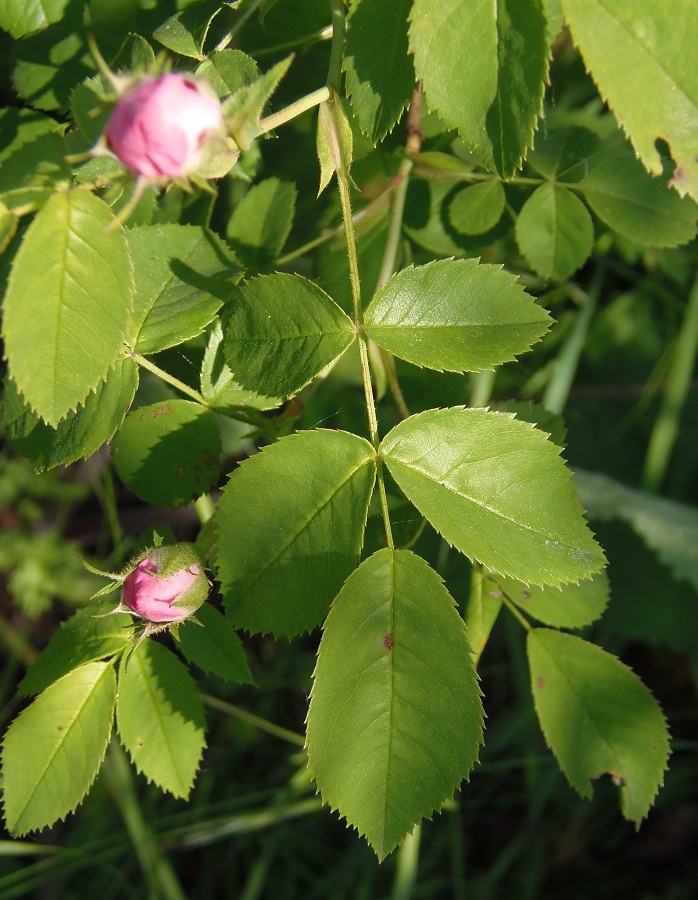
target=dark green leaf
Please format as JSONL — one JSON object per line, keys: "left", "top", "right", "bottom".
{"left": 178, "top": 604, "right": 255, "bottom": 685}
{"left": 381, "top": 408, "right": 606, "bottom": 586}
{"left": 111, "top": 400, "right": 221, "bottom": 509}
{"left": 127, "top": 224, "right": 240, "bottom": 355}
{"left": 463, "top": 569, "right": 503, "bottom": 665}
{"left": 152, "top": 0, "right": 224, "bottom": 60}
{"left": 11, "top": 23, "right": 93, "bottom": 111}
{"left": 226, "top": 177, "right": 297, "bottom": 269}
{"left": 224, "top": 56, "right": 292, "bottom": 151}
{"left": 222, "top": 273, "right": 355, "bottom": 397}
{"left": 200, "top": 320, "right": 282, "bottom": 413}
{"left": 0, "top": 131, "right": 70, "bottom": 215}
{"left": 116, "top": 642, "right": 206, "bottom": 799}
{"left": 307, "top": 549, "right": 484, "bottom": 860}
{"left": 527, "top": 125, "right": 600, "bottom": 181}
{"left": 196, "top": 49, "right": 260, "bottom": 97}
{"left": 515, "top": 183, "right": 594, "bottom": 281}
{"left": 578, "top": 132, "right": 698, "bottom": 247}
{"left": 364, "top": 259, "right": 551, "bottom": 372}
{"left": 2, "top": 191, "right": 134, "bottom": 425}
{"left": 2, "top": 662, "right": 116, "bottom": 836}
{"left": 410, "top": 0, "right": 549, "bottom": 176}
{"left": 528, "top": 628, "right": 670, "bottom": 824}
{"left": 215, "top": 429, "right": 376, "bottom": 637}
{"left": 4, "top": 359, "right": 138, "bottom": 471}
{"left": 0, "top": 0, "right": 70, "bottom": 38}
{"left": 344, "top": 0, "right": 415, "bottom": 143}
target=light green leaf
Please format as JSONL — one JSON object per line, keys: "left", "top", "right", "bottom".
{"left": 0, "top": 131, "right": 70, "bottom": 215}
{"left": 364, "top": 259, "right": 551, "bottom": 373}
{"left": 528, "top": 628, "right": 670, "bottom": 823}
{"left": 515, "top": 183, "right": 594, "bottom": 281}
{"left": 448, "top": 182, "right": 506, "bottom": 235}
{"left": 2, "top": 191, "right": 133, "bottom": 425}
{"left": 178, "top": 604, "right": 255, "bottom": 685}
{"left": 380, "top": 408, "right": 606, "bottom": 586}
{"left": 19, "top": 602, "right": 132, "bottom": 696}
{"left": 498, "top": 569, "right": 609, "bottom": 628}
{"left": 577, "top": 132, "right": 698, "bottom": 248}
{"left": 410, "top": 0, "right": 549, "bottom": 176}
{"left": 306, "top": 549, "right": 484, "bottom": 860}
{"left": 463, "top": 569, "right": 503, "bottom": 666}
{"left": 316, "top": 95, "right": 354, "bottom": 195}
{"left": 126, "top": 224, "right": 240, "bottom": 355}
{"left": 559, "top": 0, "right": 698, "bottom": 203}
{"left": 70, "top": 75, "right": 111, "bottom": 147}
{"left": 226, "top": 177, "right": 297, "bottom": 270}
{"left": 116, "top": 642, "right": 206, "bottom": 799}
{"left": 224, "top": 56, "right": 292, "bottom": 151}
{"left": 344, "top": 0, "right": 415, "bottom": 143}
{"left": 0, "top": 0, "right": 70, "bottom": 38}
{"left": 153, "top": 0, "right": 223, "bottom": 60}
{"left": 0, "top": 200, "right": 18, "bottom": 253}
{"left": 111, "top": 400, "right": 221, "bottom": 509}
{"left": 200, "top": 320, "right": 282, "bottom": 413}
{"left": 2, "top": 662, "right": 116, "bottom": 836}
{"left": 0, "top": 108, "right": 62, "bottom": 167}
{"left": 222, "top": 273, "right": 355, "bottom": 398}
{"left": 575, "top": 469, "right": 698, "bottom": 593}
{"left": 196, "top": 49, "right": 260, "bottom": 98}
{"left": 4, "top": 359, "right": 138, "bottom": 471}
{"left": 215, "top": 429, "right": 376, "bottom": 637}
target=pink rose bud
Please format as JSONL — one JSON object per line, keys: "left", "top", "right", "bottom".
{"left": 122, "top": 544, "right": 208, "bottom": 623}
{"left": 106, "top": 73, "right": 225, "bottom": 179}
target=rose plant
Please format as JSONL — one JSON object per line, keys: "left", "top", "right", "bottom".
{"left": 0, "top": 0, "right": 696, "bottom": 892}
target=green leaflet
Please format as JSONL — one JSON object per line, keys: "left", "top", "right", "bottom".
{"left": 224, "top": 55, "right": 292, "bottom": 151}
{"left": 4, "top": 359, "right": 139, "bottom": 471}
{"left": 410, "top": 0, "right": 549, "bottom": 176}
{"left": 364, "top": 259, "right": 551, "bottom": 372}
{"left": 215, "top": 429, "right": 376, "bottom": 637}
{"left": 560, "top": 0, "right": 698, "bottom": 203}
{"left": 222, "top": 273, "right": 355, "bottom": 398}
{"left": 2, "top": 662, "right": 116, "bottom": 836}
{"left": 126, "top": 224, "right": 241, "bottom": 355}
{"left": 178, "top": 604, "right": 255, "bottom": 685}
{"left": 448, "top": 181, "right": 506, "bottom": 236}
{"left": 307, "top": 549, "right": 484, "bottom": 860}
{"left": 0, "top": 0, "right": 69, "bottom": 38}
{"left": 575, "top": 469, "right": 698, "bottom": 593}
{"left": 196, "top": 49, "right": 260, "bottom": 98}
{"left": 19, "top": 602, "right": 132, "bottom": 696}
{"left": 527, "top": 125, "right": 600, "bottom": 181}
{"left": 116, "top": 642, "right": 206, "bottom": 800}
{"left": 380, "top": 408, "right": 606, "bottom": 586}
{"left": 528, "top": 628, "right": 670, "bottom": 824}
{"left": 2, "top": 191, "right": 134, "bottom": 425}
{"left": 463, "top": 569, "right": 503, "bottom": 666}
{"left": 0, "top": 131, "right": 70, "bottom": 216}
{"left": 497, "top": 569, "right": 609, "bottom": 629}
{"left": 11, "top": 23, "right": 93, "bottom": 111}
{"left": 152, "top": 0, "right": 223, "bottom": 59}
{"left": 344, "top": 0, "right": 415, "bottom": 143}
{"left": 111, "top": 400, "right": 221, "bottom": 509}
{"left": 577, "top": 132, "right": 698, "bottom": 248}
{"left": 200, "top": 319, "right": 282, "bottom": 413}
{"left": 226, "top": 177, "right": 297, "bottom": 270}
{"left": 515, "top": 184, "right": 594, "bottom": 282}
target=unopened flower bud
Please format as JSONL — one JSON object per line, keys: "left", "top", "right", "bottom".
{"left": 105, "top": 73, "right": 226, "bottom": 179}
{"left": 122, "top": 543, "right": 208, "bottom": 623}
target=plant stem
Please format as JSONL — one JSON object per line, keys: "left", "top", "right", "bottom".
{"left": 326, "top": 0, "right": 346, "bottom": 90}
{"left": 643, "top": 271, "right": 698, "bottom": 492}
{"left": 104, "top": 742, "right": 187, "bottom": 900}
{"left": 392, "top": 824, "right": 421, "bottom": 900}
{"left": 374, "top": 157, "right": 413, "bottom": 293}
{"left": 132, "top": 352, "right": 209, "bottom": 406}
{"left": 499, "top": 590, "right": 532, "bottom": 632}
{"left": 470, "top": 369, "right": 496, "bottom": 407}
{"left": 258, "top": 86, "right": 330, "bottom": 135}
{"left": 543, "top": 265, "right": 606, "bottom": 415}
{"left": 202, "top": 695, "right": 305, "bottom": 747}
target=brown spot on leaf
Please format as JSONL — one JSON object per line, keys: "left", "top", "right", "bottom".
{"left": 537, "top": 676, "right": 545, "bottom": 689}
{"left": 383, "top": 634, "right": 394, "bottom": 650}
{"left": 521, "top": 589, "right": 530, "bottom": 599}
{"left": 488, "top": 589, "right": 503, "bottom": 599}
{"left": 150, "top": 405, "right": 173, "bottom": 417}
